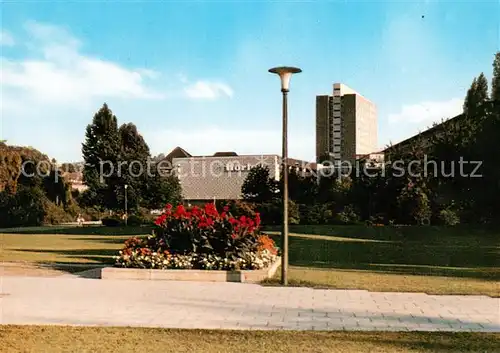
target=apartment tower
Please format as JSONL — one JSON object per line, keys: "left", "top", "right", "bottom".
{"left": 316, "top": 83, "right": 377, "bottom": 163}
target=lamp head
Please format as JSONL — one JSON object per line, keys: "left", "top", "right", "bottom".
{"left": 268, "top": 66, "right": 302, "bottom": 92}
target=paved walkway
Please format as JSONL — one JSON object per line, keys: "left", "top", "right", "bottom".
{"left": 1, "top": 276, "right": 498, "bottom": 332}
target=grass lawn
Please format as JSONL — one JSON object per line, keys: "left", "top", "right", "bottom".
{"left": 1, "top": 224, "right": 498, "bottom": 296}
{"left": 262, "top": 225, "right": 499, "bottom": 297}
{"left": 0, "top": 225, "right": 151, "bottom": 270}
{"left": 1, "top": 326, "right": 499, "bottom": 353}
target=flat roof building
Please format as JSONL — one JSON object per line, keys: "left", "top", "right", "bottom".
{"left": 162, "top": 148, "right": 316, "bottom": 203}
{"left": 316, "top": 83, "right": 378, "bottom": 164}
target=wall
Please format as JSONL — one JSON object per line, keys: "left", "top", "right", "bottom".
{"left": 173, "top": 155, "right": 280, "bottom": 201}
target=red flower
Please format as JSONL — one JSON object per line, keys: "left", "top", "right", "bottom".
{"left": 228, "top": 217, "right": 238, "bottom": 225}
{"left": 206, "top": 218, "right": 214, "bottom": 226}
{"left": 155, "top": 214, "right": 167, "bottom": 226}
{"left": 191, "top": 206, "right": 201, "bottom": 217}
{"left": 175, "top": 205, "right": 186, "bottom": 217}
{"left": 220, "top": 212, "right": 227, "bottom": 219}
{"left": 223, "top": 205, "right": 229, "bottom": 212}
{"left": 166, "top": 204, "right": 173, "bottom": 210}
{"left": 255, "top": 212, "right": 261, "bottom": 227}
{"left": 204, "top": 203, "right": 219, "bottom": 217}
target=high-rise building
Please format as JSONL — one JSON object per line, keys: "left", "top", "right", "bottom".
{"left": 316, "top": 83, "right": 377, "bottom": 163}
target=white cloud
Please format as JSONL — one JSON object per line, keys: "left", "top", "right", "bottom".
{"left": 1, "top": 22, "right": 165, "bottom": 107}
{"left": 388, "top": 98, "right": 463, "bottom": 124}
{"left": 184, "top": 81, "right": 234, "bottom": 100}
{"left": 0, "top": 30, "right": 15, "bottom": 46}
{"left": 0, "top": 21, "right": 234, "bottom": 161}
{"left": 145, "top": 127, "right": 314, "bottom": 162}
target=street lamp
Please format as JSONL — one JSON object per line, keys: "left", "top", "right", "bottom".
{"left": 268, "top": 66, "right": 301, "bottom": 286}
{"left": 124, "top": 184, "right": 128, "bottom": 226}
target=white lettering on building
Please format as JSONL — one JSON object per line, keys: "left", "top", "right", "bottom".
{"left": 224, "top": 162, "right": 253, "bottom": 172}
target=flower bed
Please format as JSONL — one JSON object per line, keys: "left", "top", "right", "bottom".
{"left": 114, "top": 203, "right": 279, "bottom": 272}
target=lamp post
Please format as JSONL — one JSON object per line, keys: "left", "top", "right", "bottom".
{"left": 124, "top": 184, "right": 128, "bottom": 226}
{"left": 268, "top": 66, "right": 301, "bottom": 286}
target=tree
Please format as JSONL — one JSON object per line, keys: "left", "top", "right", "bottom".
{"left": 492, "top": 52, "right": 500, "bottom": 101}
{"left": 284, "top": 167, "right": 317, "bottom": 204}
{"left": 463, "top": 78, "right": 477, "bottom": 115}
{"left": 0, "top": 185, "right": 47, "bottom": 227}
{"left": 0, "top": 144, "right": 21, "bottom": 193}
{"left": 61, "top": 163, "right": 76, "bottom": 173}
{"left": 82, "top": 103, "right": 122, "bottom": 209}
{"left": 116, "top": 123, "right": 151, "bottom": 210}
{"left": 142, "top": 174, "right": 182, "bottom": 210}
{"left": 475, "top": 73, "right": 489, "bottom": 102}
{"left": 463, "top": 74, "right": 489, "bottom": 116}
{"left": 241, "top": 165, "right": 278, "bottom": 203}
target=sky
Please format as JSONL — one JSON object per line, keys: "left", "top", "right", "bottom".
{"left": 1, "top": 0, "right": 499, "bottom": 163}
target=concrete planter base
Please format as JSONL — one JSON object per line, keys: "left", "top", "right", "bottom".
{"left": 100, "top": 257, "right": 281, "bottom": 283}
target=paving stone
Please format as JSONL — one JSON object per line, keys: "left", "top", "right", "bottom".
{"left": 1, "top": 275, "right": 498, "bottom": 332}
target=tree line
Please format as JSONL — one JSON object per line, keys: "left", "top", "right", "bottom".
{"left": 80, "top": 103, "right": 181, "bottom": 213}
{"left": 240, "top": 52, "right": 500, "bottom": 226}
{"left": 0, "top": 104, "right": 181, "bottom": 227}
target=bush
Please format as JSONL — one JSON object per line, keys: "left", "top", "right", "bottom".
{"left": 298, "top": 203, "right": 338, "bottom": 225}
{"left": 43, "top": 201, "right": 73, "bottom": 225}
{"left": 102, "top": 216, "right": 124, "bottom": 227}
{"left": 115, "top": 203, "right": 278, "bottom": 270}
{"left": 0, "top": 186, "right": 47, "bottom": 227}
{"left": 336, "top": 205, "right": 360, "bottom": 224}
{"left": 438, "top": 209, "right": 460, "bottom": 226}
{"left": 257, "top": 199, "right": 300, "bottom": 225}
{"left": 126, "top": 214, "right": 144, "bottom": 226}
{"left": 80, "top": 207, "right": 102, "bottom": 221}
{"left": 218, "top": 200, "right": 257, "bottom": 219}
{"left": 298, "top": 204, "right": 323, "bottom": 225}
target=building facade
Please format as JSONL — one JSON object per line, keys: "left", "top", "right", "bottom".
{"left": 168, "top": 149, "right": 315, "bottom": 203}
{"left": 316, "top": 83, "right": 378, "bottom": 164}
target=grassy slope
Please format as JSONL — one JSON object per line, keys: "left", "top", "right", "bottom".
{"left": 1, "top": 326, "right": 499, "bottom": 353}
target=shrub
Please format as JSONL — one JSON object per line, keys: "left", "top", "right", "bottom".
{"left": 438, "top": 209, "right": 460, "bottom": 226}
{"left": 257, "top": 199, "right": 300, "bottom": 225}
{"left": 336, "top": 205, "right": 360, "bottom": 224}
{"left": 298, "top": 203, "right": 338, "bottom": 225}
{"left": 126, "top": 214, "right": 144, "bottom": 226}
{"left": 221, "top": 200, "right": 257, "bottom": 219}
{"left": 102, "top": 216, "right": 124, "bottom": 227}
{"left": 43, "top": 201, "right": 73, "bottom": 224}
{"left": 115, "top": 203, "right": 278, "bottom": 270}
{"left": 0, "top": 186, "right": 47, "bottom": 227}
{"left": 80, "top": 207, "right": 102, "bottom": 221}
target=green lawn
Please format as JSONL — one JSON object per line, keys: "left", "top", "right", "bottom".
{"left": 1, "top": 224, "right": 498, "bottom": 296}
{"left": 0, "top": 226, "right": 151, "bottom": 268}
{"left": 1, "top": 326, "right": 499, "bottom": 353}
{"left": 262, "top": 225, "right": 499, "bottom": 297}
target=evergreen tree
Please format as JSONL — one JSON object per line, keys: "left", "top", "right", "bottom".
{"left": 116, "top": 123, "right": 151, "bottom": 210}
{"left": 464, "top": 74, "right": 489, "bottom": 115}
{"left": 475, "top": 73, "right": 489, "bottom": 103}
{"left": 463, "top": 78, "right": 478, "bottom": 115}
{"left": 241, "top": 165, "right": 278, "bottom": 203}
{"left": 142, "top": 174, "right": 182, "bottom": 210}
{"left": 81, "top": 103, "right": 122, "bottom": 209}
{"left": 492, "top": 52, "right": 500, "bottom": 101}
